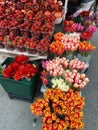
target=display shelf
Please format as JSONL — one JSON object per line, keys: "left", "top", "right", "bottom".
{"left": 0, "top": 48, "right": 47, "bottom": 60}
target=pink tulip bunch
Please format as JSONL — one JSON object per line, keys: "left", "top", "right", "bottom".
{"left": 73, "top": 23, "right": 84, "bottom": 32}
{"left": 61, "top": 33, "right": 80, "bottom": 51}
{"left": 69, "top": 58, "right": 87, "bottom": 71}
{"left": 86, "top": 25, "right": 98, "bottom": 34}
{"left": 63, "top": 20, "right": 84, "bottom": 33}
{"left": 46, "top": 57, "right": 69, "bottom": 77}
{"left": 64, "top": 69, "right": 89, "bottom": 89}
{"left": 41, "top": 57, "right": 89, "bottom": 90}
{"left": 42, "top": 57, "right": 87, "bottom": 74}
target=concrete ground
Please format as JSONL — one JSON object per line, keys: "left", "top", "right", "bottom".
{"left": 0, "top": 30, "right": 98, "bottom": 130}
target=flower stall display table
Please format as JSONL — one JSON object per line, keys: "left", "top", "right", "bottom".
{"left": 0, "top": 48, "right": 47, "bottom": 63}
{"left": 0, "top": 0, "right": 58, "bottom": 60}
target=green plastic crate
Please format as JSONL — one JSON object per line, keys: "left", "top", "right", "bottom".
{"left": 0, "top": 57, "right": 40, "bottom": 102}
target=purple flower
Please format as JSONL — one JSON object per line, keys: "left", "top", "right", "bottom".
{"left": 86, "top": 25, "right": 98, "bottom": 33}
{"left": 41, "top": 60, "right": 50, "bottom": 69}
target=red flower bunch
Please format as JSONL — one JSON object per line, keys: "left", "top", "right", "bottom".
{"left": 80, "top": 11, "right": 90, "bottom": 18}
{"left": 80, "top": 31, "right": 92, "bottom": 41}
{"left": 30, "top": 89, "right": 85, "bottom": 130}
{"left": 64, "top": 20, "right": 76, "bottom": 32}
{"left": 14, "top": 54, "right": 29, "bottom": 64}
{"left": 3, "top": 55, "right": 38, "bottom": 80}
{"left": 40, "top": 70, "right": 49, "bottom": 85}
{"left": 63, "top": 20, "right": 84, "bottom": 33}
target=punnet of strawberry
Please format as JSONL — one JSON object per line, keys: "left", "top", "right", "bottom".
{"left": 3, "top": 55, "right": 39, "bottom": 81}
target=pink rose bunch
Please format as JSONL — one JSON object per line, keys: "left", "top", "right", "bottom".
{"left": 64, "top": 69, "right": 89, "bottom": 89}
{"left": 69, "top": 58, "right": 87, "bottom": 71}
{"left": 61, "top": 33, "right": 80, "bottom": 51}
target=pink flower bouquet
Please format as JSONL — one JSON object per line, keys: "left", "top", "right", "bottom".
{"left": 41, "top": 57, "right": 89, "bottom": 92}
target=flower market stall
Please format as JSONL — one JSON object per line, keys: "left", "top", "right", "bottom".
{"left": 30, "top": 10, "right": 98, "bottom": 130}
{"left": 0, "top": 0, "right": 98, "bottom": 130}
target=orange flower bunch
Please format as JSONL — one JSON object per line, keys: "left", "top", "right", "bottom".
{"left": 54, "top": 32, "right": 65, "bottom": 41}
{"left": 50, "top": 32, "right": 65, "bottom": 56}
{"left": 78, "top": 41, "right": 96, "bottom": 55}
{"left": 64, "top": 20, "right": 76, "bottom": 32}
{"left": 50, "top": 41, "right": 65, "bottom": 56}
{"left": 64, "top": 20, "right": 74, "bottom": 26}
{"left": 30, "top": 89, "right": 85, "bottom": 130}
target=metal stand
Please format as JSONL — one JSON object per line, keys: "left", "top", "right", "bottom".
{"left": 63, "top": 0, "right": 68, "bottom": 20}
{"left": 94, "top": 0, "right": 98, "bottom": 12}
{"left": 89, "top": 0, "right": 98, "bottom": 12}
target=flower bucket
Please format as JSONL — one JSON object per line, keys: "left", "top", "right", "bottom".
{"left": 0, "top": 57, "right": 40, "bottom": 102}
{"left": 76, "top": 53, "right": 92, "bottom": 68}
{"left": 65, "top": 51, "right": 75, "bottom": 60}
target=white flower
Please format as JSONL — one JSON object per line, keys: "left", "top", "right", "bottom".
{"left": 51, "top": 78, "right": 70, "bottom": 92}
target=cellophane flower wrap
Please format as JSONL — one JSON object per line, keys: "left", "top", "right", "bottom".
{"left": 3, "top": 55, "right": 38, "bottom": 80}
{"left": 30, "top": 88, "right": 85, "bottom": 130}
{"left": 41, "top": 57, "right": 89, "bottom": 92}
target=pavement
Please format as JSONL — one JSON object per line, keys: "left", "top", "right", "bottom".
{"left": 82, "top": 31, "right": 98, "bottom": 130}
{"left": 0, "top": 30, "right": 98, "bottom": 130}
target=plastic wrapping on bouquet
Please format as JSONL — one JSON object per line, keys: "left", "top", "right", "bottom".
{"left": 66, "top": 54, "right": 73, "bottom": 60}
{"left": 4, "top": 42, "right": 15, "bottom": 51}
{"left": 31, "top": 31, "right": 54, "bottom": 40}
{"left": 20, "top": 29, "right": 31, "bottom": 38}
{"left": 77, "top": 53, "right": 92, "bottom": 68}
{"left": 77, "top": 54, "right": 92, "bottom": 63}
{"left": 65, "top": 51, "right": 75, "bottom": 60}
{"left": 41, "top": 84, "right": 47, "bottom": 93}
{"left": 10, "top": 28, "right": 21, "bottom": 37}
{"left": 0, "top": 27, "right": 10, "bottom": 36}
{"left": 36, "top": 49, "right": 48, "bottom": 56}
{"left": 0, "top": 8, "right": 55, "bottom": 54}
{"left": 0, "top": 42, "right": 4, "bottom": 49}
{"left": 16, "top": 45, "right": 26, "bottom": 52}
{"left": 27, "top": 48, "right": 37, "bottom": 54}
{"left": 55, "top": 8, "right": 66, "bottom": 24}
